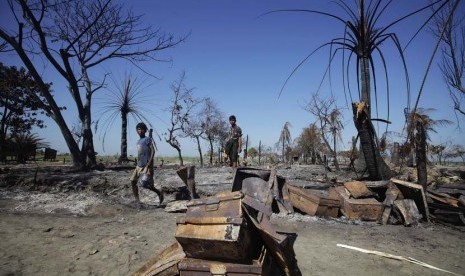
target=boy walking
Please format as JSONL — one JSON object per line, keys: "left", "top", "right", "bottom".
{"left": 130, "top": 122, "right": 163, "bottom": 206}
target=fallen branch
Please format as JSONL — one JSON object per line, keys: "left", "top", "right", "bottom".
{"left": 337, "top": 244, "right": 463, "bottom": 276}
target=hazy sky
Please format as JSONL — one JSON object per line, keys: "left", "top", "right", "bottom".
{"left": 1, "top": 0, "right": 464, "bottom": 158}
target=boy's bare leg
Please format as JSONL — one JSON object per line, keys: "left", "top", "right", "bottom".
{"left": 146, "top": 185, "right": 164, "bottom": 205}
{"left": 131, "top": 181, "right": 140, "bottom": 203}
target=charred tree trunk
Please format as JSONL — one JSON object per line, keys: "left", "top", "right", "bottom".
{"left": 208, "top": 136, "right": 214, "bottom": 165}
{"left": 171, "top": 144, "right": 183, "bottom": 166}
{"left": 415, "top": 121, "right": 428, "bottom": 189}
{"left": 311, "top": 149, "right": 316, "bottom": 165}
{"left": 118, "top": 111, "right": 129, "bottom": 163}
{"left": 195, "top": 136, "right": 204, "bottom": 167}
{"left": 81, "top": 70, "right": 97, "bottom": 167}
{"left": 391, "top": 142, "right": 400, "bottom": 166}
{"left": 332, "top": 130, "right": 340, "bottom": 170}
{"left": 352, "top": 102, "right": 392, "bottom": 180}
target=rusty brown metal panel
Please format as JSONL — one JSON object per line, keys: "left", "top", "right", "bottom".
{"left": 287, "top": 185, "right": 340, "bottom": 217}
{"left": 287, "top": 185, "right": 319, "bottom": 216}
{"left": 176, "top": 166, "right": 198, "bottom": 199}
{"left": 231, "top": 167, "right": 294, "bottom": 215}
{"left": 391, "top": 178, "right": 430, "bottom": 222}
{"left": 175, "top": 191, "right": 261, "bottom": 262}
{"left": 175, "top": 222, "right": 255, "bottom": 261}
{"left": 242, "top": 207, "right": 301, "bottom": 276}
{"left": 242, "top": 195, "right": 272, "bottom": 217}
{"left": 343, "top": 181, "right": 374, "bottom": 199}
{"left": 393, "top": 199, "right": 422, "bottom": 226}
{"left": 241, "top": 177, "right": 271, "bottom": 204}
{"left": 381, "top": 184, "right": 401, "bottom": 224}
{"left": 232, "top": 167, "right": 272, "bottom": 192}
{"left": 335, "top": 186, "right": 383, "bottom": 221}
{"left": 273, "top": 174, "right": 294, "bottom": 214}
{"left": 185, "top": 191, "right": 243, "bottom": 220}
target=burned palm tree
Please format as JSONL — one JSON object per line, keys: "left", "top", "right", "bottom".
{"left": 97, "top": 75, "right": 155, "bottom": 163}
{"left": 269, "top": 0, "right": 449, "bottom": 180}
{"left": 328, "top": 108, "right": 344, "bottom": 170}
{"left": 278, "top": 121, "right": 292, "bottom": 162}
{"left": 405, "top": 108, "right": 452, "bottom": 188}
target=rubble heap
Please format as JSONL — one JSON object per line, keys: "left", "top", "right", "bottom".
{"left": 134, "top": 167, "right": 301, "bottom": 276}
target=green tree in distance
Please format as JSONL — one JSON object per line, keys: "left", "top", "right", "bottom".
{"left": 0, "top": 63, "right": 49, "bottom": 161}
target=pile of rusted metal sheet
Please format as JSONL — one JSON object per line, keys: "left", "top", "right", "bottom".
{"left": 287, "top": 176, "right": 465, "bottom": 227}
{"left": 286, "top": 178, "right": 433, "bottom": 226}
{"left": 426, "top": 182, "right": 465, "bottom": 225}
{"left": 134, "top": 167, "right": 301, "bottom": 276}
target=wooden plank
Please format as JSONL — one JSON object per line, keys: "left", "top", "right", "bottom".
{"left": 459, "top": 195, "right": 465, "bottom": 207}
{"left": 427, "top": 190, "right": 459, "bottom": 207}
{"left": 434, "top": 188, "right": 465, "bottom": 196}
{"left": 437, "top": 182, "right": 465, "bottom": 190}
{"left": 393, "top": 199, "right": 422, "bottom": 226}
{"left": 287, "top": 185, "right": 320, "bottom": 216}
{"left": 133, "top": 242, "right": 185, "bottom": 276}
{"left": 364, "top": 180, "right": 390, "bottom": 189}
{"left": 287, "top": 185, "right": 340, "bottom": 217}
{"left": 344, "top": 181, "right": 374, "bottom": 199}
{"left": 334, "top": 186, "right": 383, "bottom": 221}
{"left": 390, "top": 178, "right": 429, "bottom": 222}
{"left": 176, "top": 166, "right": 198, "bottom": 199}
{"left": 178, "top": 257, "right": 264, "bottom": 275}
{"left": 381, "top": 184, "right": 400, "bottom": 225}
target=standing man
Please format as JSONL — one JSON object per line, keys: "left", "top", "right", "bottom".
{"left": 225, "top": 115, "right": 242, "bottom": 168}
{"left": 130, "top": 122, "right": 163, "bottom": 206}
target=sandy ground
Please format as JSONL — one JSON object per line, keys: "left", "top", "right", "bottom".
{"left": 0, "top": 164, "right": 464, "bottom": 276}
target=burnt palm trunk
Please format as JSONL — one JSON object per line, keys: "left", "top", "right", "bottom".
{"left": 332, "top": 129, "right": 340, "bottom": 170}
{"left": 352, "top": 102, "right": 392, "bottom": 180}
{"left": 282, "top": 140, "right": 285, "bottom": 162}
{"left": 118, "top": 111, "right": 128, "bottom": 163}
{"left": 415, "top": 121, "right": 428, "bottom": 189}
{"left": 354, "top": 48, "right": 391, "bottom": 180}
